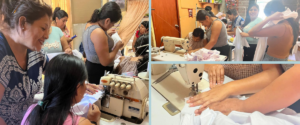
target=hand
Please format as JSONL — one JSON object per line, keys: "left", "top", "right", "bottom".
{"left": 267, "top": 12, "right": 284, "bottom": 21}
{"left": 240, "top": 32, "right": 249, "bottom": 37}
{"left": 187, "top": 84, "right": 231, "bottom": 110}
{"left": 133, "top": 47, "right": 136, "bottom": 52}
{"left": 64, "top": 48, "right": 72, "bottom": 55}
{"left": 86, "top": 83, "right": 103, "bottom": 95}
{"left": 206, "top": 64, "right": 225, "bottom": 88}
{"left": 107, "top": 29, "right": 116, "bottom": 36}
{"left": 67, "top": 38, "right": 73, "bottom": 43}
{"left": 87, "top": 103, "right": 101, "bottom": 122}
{"left": 115, "top": 41, "right": 124, "bottom": 49}
{"left": 194, "top": 98, "right": 245, "bottom": 116}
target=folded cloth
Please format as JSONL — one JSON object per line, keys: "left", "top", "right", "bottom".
{"left": 253, "top": 8, "right": 298, "bottom": 61}
{"left": 72, "top": 90, "right": 105, "bottom": 117}
{"left": 184, "top": 48, "right": 222, "bottom": 61}
{"left": 233, "top": 28, "right": 250, "bottom": 61}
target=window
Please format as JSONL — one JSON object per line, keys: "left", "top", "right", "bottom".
{"left": 257, "top": 0, "right": 271, "bottom": 19}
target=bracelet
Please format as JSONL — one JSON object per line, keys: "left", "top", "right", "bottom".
{"left": 90, "top": 121, "right": 97, "bottom": 125}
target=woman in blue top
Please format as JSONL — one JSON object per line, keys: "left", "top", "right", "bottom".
{"left": 239, "top": 4, "right": 263, "bottom": 61}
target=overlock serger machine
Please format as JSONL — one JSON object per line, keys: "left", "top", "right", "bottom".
{"left": 100, "top": 74, "right": 148, "bottom": 123}
{"left": 176, "top": 64, "right": 205, "bottom": 96}
{"left": 161, "top": 36, "right": 190, "bottom": 52}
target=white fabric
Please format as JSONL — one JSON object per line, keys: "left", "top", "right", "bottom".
{"left": 184, "top": 48, "right": 224, "bottom": 61}
{"left": 232, "top": 28, "right": 249, "bottom": 61}
{"left": 253, "top": 8, "right": 298, "bottom": 61}
{"left": 111, "top": 32, "right": 123, "bottom": 59}
{"left": 72, "top": 49, "right": 83, "bottom": 59}
{"left": 72, "top": 90, "right": 105, "bottom": 117}
{"left": 180, "top": 89, "right": 300, "bottom": 125}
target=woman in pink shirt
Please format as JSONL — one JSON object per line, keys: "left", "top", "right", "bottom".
{"left": 21, "top": 54, "right": 101, "bottom": 125}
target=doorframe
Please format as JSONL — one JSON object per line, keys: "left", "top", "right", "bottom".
{"left": 175, "top": 0, "right": 182, "bottom": 38}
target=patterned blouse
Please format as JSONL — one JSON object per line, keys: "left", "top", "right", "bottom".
{"left": 0, "top": 32, "right": 48, "bottom": 125}
{"left": 118, "top": 57, "right": 139, "bottom": 75}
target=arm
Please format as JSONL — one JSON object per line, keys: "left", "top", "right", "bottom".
{"left": 132, "top": 36, "right": 138, "bottom": 52}
{"left": 91, "top": 29, "right": 121, "bottom": 66}
{"left": 78, "top": 117, "right": 98, "bottom": 125}
{"left": 0, "top": 84, "right": 6, "bottom": 125}
{"left": 204, "top": 21, "right": 222, "bottom": 50}
{"left": 240, "top": 64, "right": 300, "bottom": 114}
{"left": 60, "top": 36, "right": 70, "bottom": 51}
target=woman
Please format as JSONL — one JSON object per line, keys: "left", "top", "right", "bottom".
{"left": 83, "top": 2, "right": 124, "bottom": 84}
{"left": 132, "top": 21, "right": 149, "bottom": 52}
{"left": 116, "top": 35, "right": 149, "bottom": 75}
{"left": 22, "top": 54, "right": 100, "bottom": 125}
{"left": 185, "top": 28, "right": 207, "bottom": 53}
{"left": 52, "top": 7, "right": 73, "bottom": 48}
{"left": 0, "top": 1, "right": 101, "bottom": 125}
{"left": 0, "top": 1, "right": 52, "bottom": 125}
{"left": 195, "top": 64, "right": 300, "bottom": 116}
{"left": 240, "top": 4, "right": 262, "bottom": 61}
{"left": 196, "top": 10, "right": 231, "bottom": 60}
{"left": 248, "top": 1, "right": 299, "bottom": 61}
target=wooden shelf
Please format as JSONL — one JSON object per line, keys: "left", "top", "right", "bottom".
{"left": 199, "top": 2, "right": 221, "bottom": 5}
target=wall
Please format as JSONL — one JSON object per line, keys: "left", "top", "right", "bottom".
{"left": 238, "top": 0, "right": 250, "bottom": 18}
{"left": 177, "top": 0, "right": 220, "bottom": 38}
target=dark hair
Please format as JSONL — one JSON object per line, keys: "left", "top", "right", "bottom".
{"left": 26, "top": 54, "right": 88, "bottom": 125}
{"left": 52, "top": 7, "right": 68, "bottom": 21}
{"left": 242, "top": 4, "right": 259, "bottom": 27}
{"left": 88, "top": 2, "right": 122, "bottom": 23}
{"left": 135, "top": 35, "right": 149, "bottom": 57}
{"left": 221, "top": 19, "right": 228, "bottom": 24}
{"left": 227, "top": 9, "right": 238, "bottom": 16}
{"left": 137, "top": 53, "right": 149, "bottom": 73}
{"left": 196, "top": 10, "right": 216, "bottom": 21}
{"left": 141, "top": 21, "right": 149, "bottom": 30}
{"left": 264, "top": 0, "right": 299, "bottom": 54}
{"left": 192, "top": 28, "right": 204, "bottom": 39}
{"left": 0, "top": 0, "right": 52, "bottom": 29}
{"left": 205, "top": 6, "right": 212, "bottom": 11}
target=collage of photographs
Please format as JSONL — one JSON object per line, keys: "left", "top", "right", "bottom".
{"left": 0, "top": 0, "right": 300, "bottom": 125}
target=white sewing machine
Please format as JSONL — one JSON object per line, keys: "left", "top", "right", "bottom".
{"left": 161, "top": 36, "right": 190, "bottom": 52}
{"left": 100, "top": 74, "right": 149, "bottom": 124}
{"left": 151, "top": 64, "right": 206, "bottom": 115}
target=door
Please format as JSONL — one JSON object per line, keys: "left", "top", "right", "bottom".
{"left": 152, "top": 0, "right": 181, "bottom": 47}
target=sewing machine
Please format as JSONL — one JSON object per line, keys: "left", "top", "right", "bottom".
{"left": 100, "top": 74, "right": 149, "bottom": 124}
{"left": 151, "top": 64, "right": 206, "bottom": 115}
{"left": 161, "top": 36, "right": 190, "bottom": 52}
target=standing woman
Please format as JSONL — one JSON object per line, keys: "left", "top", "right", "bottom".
{"left": 52, "top": 7, "right": 73, "bottom": 47}
{"left": 240, "top": 4, "right": 263, "bottom": 61}
{"left": 196, "top": 10, "right": 231, "bottom": 60}
{"left": 0, "top": 0, "right": 52, "bottom": 125}
{"left": 248, "top": 0, "right": 299, "bottom": 61}
{"left": 83, "top": 2, "right": 124, "bottom": 84}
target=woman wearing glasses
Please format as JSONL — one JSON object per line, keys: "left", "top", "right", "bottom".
{"left": 83, "top": 2, "right": 124, "bottom": 84}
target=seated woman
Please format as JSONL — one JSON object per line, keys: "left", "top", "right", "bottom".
{"left": 115, "top": 35, "right": 149, "bottom": 75}
{"left": 42, "top": 26, "right": 72, "bottom": 54}
{"left": 185, "top": 28, "right": 207, "bottom": 53}
{"left": 21, "top": 54, "right": 101, "bottom": 125}
{"left": 132, "top": 21, "right": 149, "bottom": 52}
{"left": 52, "top": 7, "right": 72, "bottom": 47}
{"left": 248, "top": 1, "right": 299, "bottom": 61}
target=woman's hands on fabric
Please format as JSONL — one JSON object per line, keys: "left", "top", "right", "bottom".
{"left": 194, "top": 98, "right": 245, "bottom": 116}
{"left": 115, "top": 41, "right": 124, "bottom": 50}
{"left": 267, "top": 12, "right": 284, "bottom": 21}
{"left": 240, "top": 32, "right": 249, "bottom": 37}
{"left": 86, "top": 83, "right": 103, "bottom": 95}
{"left": 187, "top": 84, "right": 231, "bottom": 111}
{"left": 206, "top": 64, "right": 225, "bottom": 88}
{"left": 87, "top": 103, "right": 101, "bottom": 122}
{"left": 64, "top": 48, "right": 72, "bottom": 55}
{"left": 107, "top": 29, "right": 116, "bottom": 36}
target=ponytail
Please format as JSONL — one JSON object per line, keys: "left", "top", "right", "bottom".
{"left": 52, "top": 7, "right": 68, "bottom": 21}
{"left": 88, "top": 2, "right": 122, "bottom": 23}
{"left": 196, "top": 10, "right": 216, "bottom": 21}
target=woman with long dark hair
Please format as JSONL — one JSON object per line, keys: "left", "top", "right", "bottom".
{"left": 196, "top": 10, "right": 230, "bottom": 60}
{"left": 22, "top": 54, "right": 101, "bottom": 125}
{"left": 132, "top": 21, "right": 149, "bottom": 52}
{"left": 248, "top": 0, "right": 299, "bottom": 61}
{"left": 240, "top": 4, "right": 263, "bottom": 61}
{"left": 83, "top": 2, "right": 124, "bottom": 84}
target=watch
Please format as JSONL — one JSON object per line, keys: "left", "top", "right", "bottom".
{"left": 90, "top": 121, "right": 97, "bottom": 125}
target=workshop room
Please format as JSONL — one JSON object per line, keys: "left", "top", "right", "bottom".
{"left": 151, "top": 0, "right": 300, "bottom": 62}
{"left": 0, "top": 0, "right": 149, "bottom": 125}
